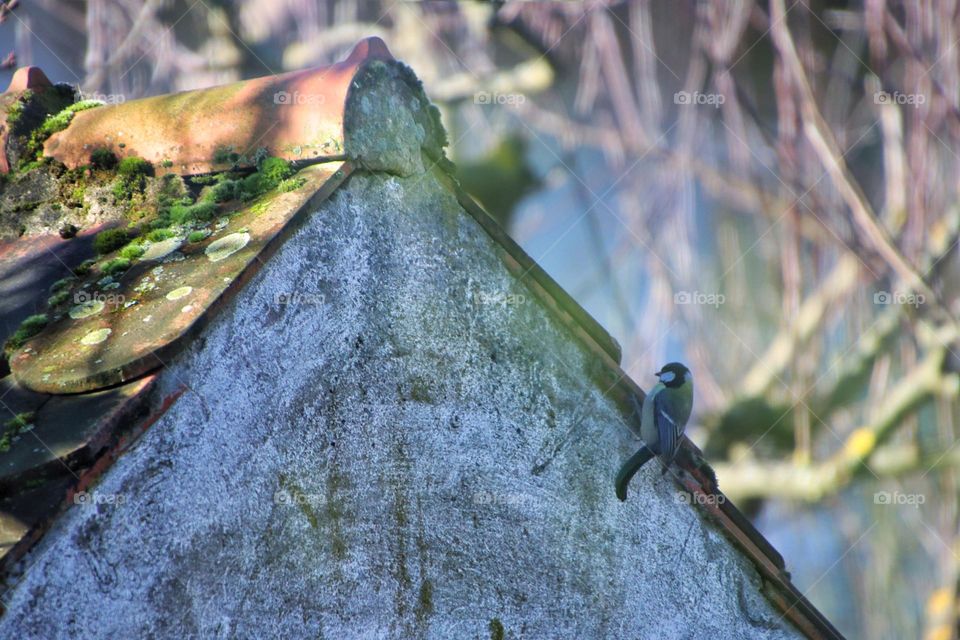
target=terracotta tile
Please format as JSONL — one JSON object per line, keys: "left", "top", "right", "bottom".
{"left": 44, "top": 38, "right": 393, "bottom": 175}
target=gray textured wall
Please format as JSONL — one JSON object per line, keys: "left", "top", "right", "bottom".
{"left": 0, "top": 169, "right": 802, "bottom": 639}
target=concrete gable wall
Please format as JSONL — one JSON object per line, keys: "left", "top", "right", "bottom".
{"left": 0, "top": 169, "right": 801, "bottom": 639}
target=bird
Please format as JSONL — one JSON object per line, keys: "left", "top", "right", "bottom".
{"left": 615, "top": 362, "right": 694, "bottom": 501}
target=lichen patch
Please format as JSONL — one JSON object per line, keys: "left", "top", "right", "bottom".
{"left": 69, "top": 300, "right": 105, "bottom": 320}
{"left": 205, "top": 232, "right": 250, "bottom": 263}
{"left": 166, "top": 286, "right": 193, "bottom": 301}
{"left": 80, "top": 328, "right": 111, "bottom": 345}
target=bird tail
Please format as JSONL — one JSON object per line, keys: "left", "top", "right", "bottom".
{"left": 615, "top": 445, "right": 655, "bottom": 501}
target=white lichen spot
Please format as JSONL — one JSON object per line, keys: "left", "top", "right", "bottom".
{"left": 143, "top": 315, "right": 152, "bottom": 323}
{"left": 142, "top": 238, "right": 182, "bottom": 261}
{"left": 80, "top": 328, "right": 111, "bottom": 346}
{"left": 69, "top": 300, "right": 105, "bottom": 319}
{"left": 181, "top": 305, "right": 193, "bottom": 313}
{"left": 206, "top": 232, "right": 250, "bottom": 263}
{"left": 166, "top": 286, "right": 193, "bottom": 301}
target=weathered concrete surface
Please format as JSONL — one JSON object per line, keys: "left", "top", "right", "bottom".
{"left": 0, "top": 169, "right": 802, "bottom": 639}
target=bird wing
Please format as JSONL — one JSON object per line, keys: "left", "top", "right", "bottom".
{"left": 654, "top": 391, "right": 683, "bottom": 463}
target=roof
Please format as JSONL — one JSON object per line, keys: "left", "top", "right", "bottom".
{"left": 0, "top": 37, "right": 841, "bottom": 639}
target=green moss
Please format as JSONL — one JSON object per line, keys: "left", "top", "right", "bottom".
{"left": 74, "top": 258, "right": 96, "bottom": 276}
{"left": 22, "top": 477, "right": 46, "bottom": 490}
{"left": 160, "top": 173, "right": 187, "bottom": 195}
{"left": 169, "top": 201, "right": 216, "bottom": 224}
{"left": 161, "top": 159, "right": 173, "bottom": 168}
{"left": 4, "top": 314, "right": 49, "bottom": 354}
{"left": 187, "top": 230, "right": 209, "bottom": 243}
{"left": 36, "top": 100, "right": 99, "bottom": 137}
{"left": 190, "top": 174, "right": 218, "bottom": 186}
{"left": 18, "top": 159, "right": 45, "bottom": 173}
{"left": 50, "top": 277, "right": 76, "bottom": 292}
{"left": 99, "top": 257, "right": 131, "bottom": 275}
{"left": 118, "top": 242, "right": 145, "bottom": 260}
{"left": 112, "top": 156, "right": 152, "bottom": 201}
{"left": 202, "top": 179, "right": 243, "bottom": 203}
{"left": 213, "top": 145, "right": 240, "bottom": 165}
{"left": 24, "top": 100, "right": 103, "bottom": 162}
{"left": 0, "top": 412, "right": 36, "bottom": 453}
{"left": 3, "top": 412, "right": 34, "bottom": 431}
{"left": 191, "top": 157, "right": 296, "bottom": 205}
{"left": 47, "top": 290, "right": 70, "bottom": 307}
{"left": 488, "top": 618, "right": 505, "bottom": 640}
{"left": 416, "top": 579, "right": 434, "bottom": 622}
{"left": 410, "top": 377, "right": 434, "bottom": 404}
{"left": 278, "top": 176, "right": 307, "bottom": 192}
{"left": 93, "top": 228, "right": 129, "bottom": 254}
{"left": 147, "top": 228, "right": 175, "bottom": 242}
{"left": 113, "top": 179, "right": 134, "bottom": 200}
{"left": 90, "top": 148, "right": 117, "bottom": 170}
{"left": 245, "top": 200, "right": 268, "bottom": 217}
{"left": 241, "top": 172, "right": 264, "bottom": 196}
{"left": 117, "top": 156, "right": 153, "bottom": 178}
{"left": 259, "top": 156, "right": 293, "bottom": 186}
{"left": 4, "top": 90, "right": 30, "bottom": 127}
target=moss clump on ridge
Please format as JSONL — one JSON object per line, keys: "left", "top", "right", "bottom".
{"left": 3, "top": 314, "right": 48, "bottom": 355}
{"left": 24, "top": 100, "right": 103, "bottom": 165}
{"left": 99, "top": 257, "right": 131, "bottom": 276}
{"left": 90, "top": 148, "right": 117, "bottom": 170}
{"left": 0, "top": 412, "right": 36, "bottom": 453}
{"left": 112, "top": 157, "right": 153, "bottom": 201}
{"left": 93, "top": 228, "right": 131, "bottom": 255}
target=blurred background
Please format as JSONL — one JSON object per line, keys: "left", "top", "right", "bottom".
{"left": 3, "top": 1, "right": 960, "bottom": 637}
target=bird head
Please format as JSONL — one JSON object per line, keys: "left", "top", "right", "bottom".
{"left": 655, "top": 362, "right": 691, "bottom": 389}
